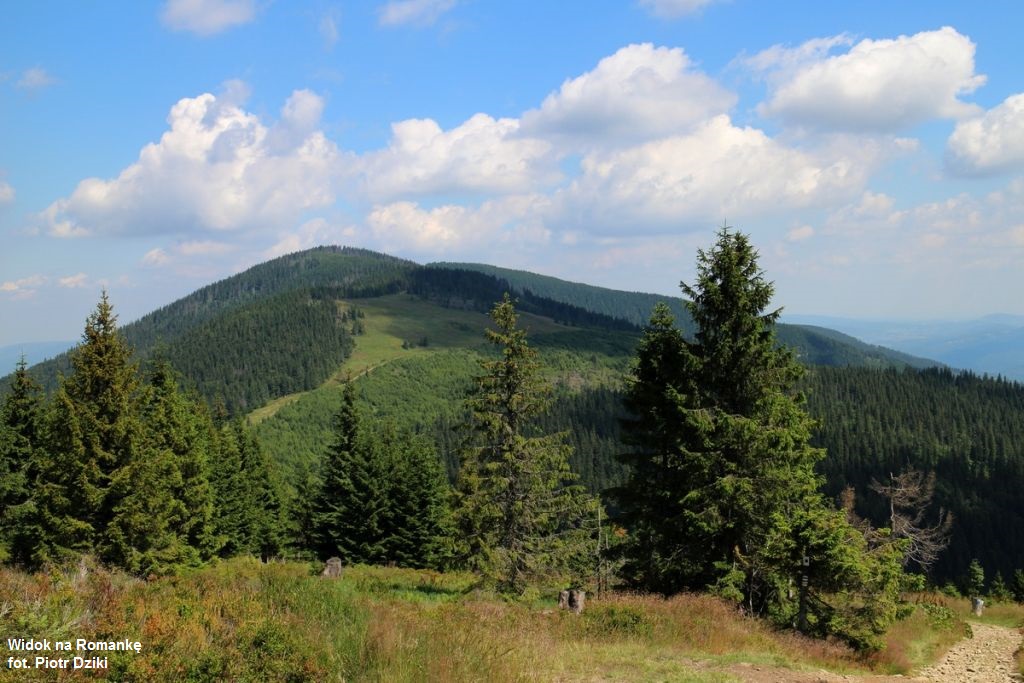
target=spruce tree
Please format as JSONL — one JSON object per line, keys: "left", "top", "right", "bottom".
{"left": 454, "top": 294, "right": 592, "bottom": 593}
{"left": 24, "top": 293, "right": 145, "bottom": 566}
{"left": 966, "top": 558, "right": 985, "bottom": 598}
{"left": 102, "top": 360, "right": 220, "bottom": 573}
{"left": 13, "top": 292, "right": 243, "bottom": 573}
{"left": 211, "top": 420, "right": 285, "bottom": 559}
{"left": 310, "top": 382, "right": 389, "bottom": 564}
{"left": 379, "top": 428, "right": 452, "bottom": 569}
{"left": 618, "top": 227, "right": 902, "bottom": 648}
{"left": 210, "top": 421, "right": 249, "bottom": 556}
{"left": 23, "top": 388, "right": 96, "bottom": 565}
{"left": 141, "top": 360, "right": 218, "bottom": 559}
{"left": 1011, "top": 569, "right": 1024, "bottom": 603}
{"left": 238, "top": 426, "right": 286, "bottom": 561}
{"left": 614, "top": 303, "right": 696, "bottom": 593}
{"left": 1, "top": 358, "right": 43, "bottom": 559}
{"left": 102, "top": 436, "right": 190, "bottom": 574}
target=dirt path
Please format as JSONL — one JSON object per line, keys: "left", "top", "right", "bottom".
{"left": 914, "top": 622, "right": 1022, "bottom": 683}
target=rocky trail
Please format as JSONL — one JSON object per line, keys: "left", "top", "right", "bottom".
{"left": 914, "top": 622, "right": 1022, "bottom": 683}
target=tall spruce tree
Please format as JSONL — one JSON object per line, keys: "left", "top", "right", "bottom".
{"left": 614, "top": 303, "right": 696, "bottom": 593}
{"left": 102, "top": 359, "right": 219, "bottom": 573}
{"left": 209, "top": 421, "right": 249, "bottom": 556}
{"left": 308, "top": 382, "right": 452, "bottom": 567}
{"left": 454, "top": 294, "right": 593, "bottom": 593}
{"left": 15, "top": 294, "right": 228, "bottom": 573}
{"left": 310, "top": 381, "right": 389, "bottom": 564}
{"left": 618, "top": 227, "right": 902, "bottom": 649}
{"left": 24, "top": 292, "right": 144, "bottom": 566}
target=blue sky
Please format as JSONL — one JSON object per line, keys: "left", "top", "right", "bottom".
{"left": 3, "top": 0, "right": 1024, "bottom": 347}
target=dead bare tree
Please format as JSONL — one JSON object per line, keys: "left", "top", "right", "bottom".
{"left": 870, "top": 469, "right": 953, "bottom": 573}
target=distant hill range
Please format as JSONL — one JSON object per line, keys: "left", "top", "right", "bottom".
{"left": 0, "top": 340, "right": 76, "bottom": 372}
{"left": 785, "top": 314, "right": 1024, "bottom": 380}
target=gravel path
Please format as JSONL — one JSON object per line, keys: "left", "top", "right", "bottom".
{"left": 914, "top": 622, "right": 1022, "bottom": 683}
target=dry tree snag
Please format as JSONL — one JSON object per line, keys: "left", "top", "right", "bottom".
{"left": 870, "top": 469, "right": 953, "bottom": 571}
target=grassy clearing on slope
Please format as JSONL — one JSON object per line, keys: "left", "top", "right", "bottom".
{"left": 250, "top": 295, "right": 638, "bottom": 485}
{"left": 249, "top": 294, "right": 636, "bottom": 425}
{"left": 246, "top": 295, "right": 493, "bottom": 424}
{"left": 2, "top": 558, "right": 889, "bottom": 683}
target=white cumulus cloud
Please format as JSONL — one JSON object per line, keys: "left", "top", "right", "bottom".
{"left": 359, "top": 114, "right": 558, "bottom": 200}
{"left": 265, "top": 218, "right": 357, "bottom": 259}
{"left": 822, "top": 191, "right": 902, "bottom": 235}
{"left": 522, "top": 43, "right": 735, "bottom": 146}
{"left": 161, "top": 0, "right": 257, "bottom": 35}
{"left": 378, "top": 0, "right": 455, "bottom": 27}
{"left": 757, "top": 27, "right": 985, "bottom": 131}
{"left": 947, "top": 94, "right": 1024, "bottom": 175}
{"left": 39, "top": 87, "right": 343, "bottom": 238}
{"left": 367, "top": 195, "right": 549, "bottom": 254}
{"left": 176, "top": 240, "right": 235, "bottom": 256}
{"left": 556, "top": 115, "right": 870, "bottom": 235}
{"left": 0, "top": 180, "right": 14, "bottom": 205}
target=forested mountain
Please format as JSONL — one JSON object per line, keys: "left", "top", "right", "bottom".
{"left": 8, "top": 247, "right": 932, "bottom": 413}
{"left": 427, "top": 261, "right": 690, "bottom": 330}
{"left": 18, "top": 247, "right": 418, "bottom": 408}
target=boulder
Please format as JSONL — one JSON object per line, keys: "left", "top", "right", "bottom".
{"left": 322, "top": 557, "right": 344, "bottom": 578}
